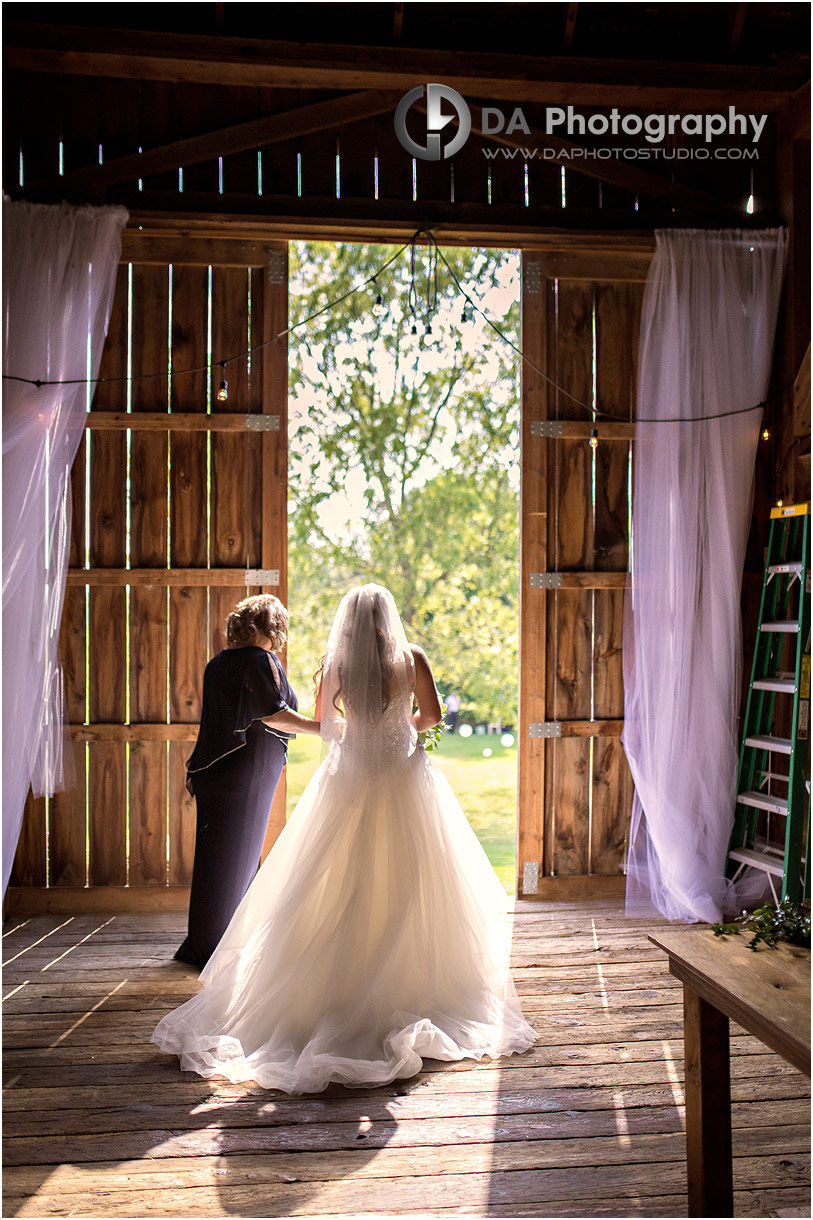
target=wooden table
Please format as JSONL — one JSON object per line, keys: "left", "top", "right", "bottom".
{"left": 649, "top": 928, "right": 810, "bottom": 1218}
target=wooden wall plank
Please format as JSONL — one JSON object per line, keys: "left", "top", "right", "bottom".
{"left": 87, "top": 265, "right": 128, "bottom": 887}
{"left": 257, "top": 86, "right": 300, "bottom": 200}
{"left": 168, "top": 264, "right": 209, "bottom": 884}
{"left": 51, "top": 425, "right": 88, "bottom": 888}
{"left": 219, "top": 85, "right": 264, "bottom": 197}
{"left": 4, "top": 70, "right": 24, "bottom": 190}
{"left": 20, "top": 72, "right": 61, "bottom": 185}
{"left": 372, "top": 113, "right": 413, "bottom": 205}
{"left": 210, "top": 264, "right": 256, "bottom": 654}
{"left": 178, "top": 83, "right": 227, "bottom": 198}
{"left": 549, "top": 277, "right": 594, "bottom": 876}
{"left": 60, "top": 76, "right": 102, "bottom": 178}
{"left": 168, "top": 744, "right": 196, "bottom": 885}
{"left": 128, "top": 263, "right": 170, "bottom": 886}
{"left": 9, "top": 793, "right": 47, "bottom": 888}
{"left": 139, "top": 81, "right": 179, "bottom": 195}
{"left": 591, "top": 278, "right": 641, "bottom": 874}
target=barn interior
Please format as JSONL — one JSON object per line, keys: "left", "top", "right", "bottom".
{"left": 2, "top": 3, "right": 810, "bottom": 1217}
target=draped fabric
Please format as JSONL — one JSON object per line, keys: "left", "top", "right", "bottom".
{"left": 2, "top": 199, "right": 128, "bottom": 895}
{"left": 622, "top": 227, "right": 788, "bottom": 924}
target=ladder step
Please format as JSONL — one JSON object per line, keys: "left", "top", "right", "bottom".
{"left": 753, "top": 678, "right": 796, "bottom": 693}
{"left": 736, "top": 790, "right": 789, "bottom": 815}
{"left": 767, "top": 562, "right": 803, "bottom": 576}
{"left": 760, "top": 621, "right": 800, "bottom": 633}
{"left": 728, "top": 845, "right": 787, "bottom": 878}
{"left": 744, "top": 734, "right": 793, "bottom": 754}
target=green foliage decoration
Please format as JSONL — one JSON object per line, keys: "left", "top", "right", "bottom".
{"left": 710, "top": 898, "right": 811, "bottom": 951}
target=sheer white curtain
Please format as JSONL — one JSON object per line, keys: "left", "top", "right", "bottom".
{"left": 622, "top": 227, "right": 787, "bottom": 924}
{"left": 2, "top": 199, "right": 128, "bottom": 895}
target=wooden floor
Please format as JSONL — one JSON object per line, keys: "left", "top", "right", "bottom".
{"left": 2, "top": 899, "right": 810, "bottom": 1218}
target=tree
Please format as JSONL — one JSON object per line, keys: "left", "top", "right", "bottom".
{"left": 286, "top": 240, "right": 520, "bottom": 725}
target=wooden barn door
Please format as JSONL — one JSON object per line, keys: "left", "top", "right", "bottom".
{"left": 517, "top": 247, "right": 651, "bottom": 899}
{"left": 9, "top": 234, "right": 289, "bottom": 909}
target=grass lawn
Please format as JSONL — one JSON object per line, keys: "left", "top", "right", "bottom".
{"left": 285, "top": 730, "right": 517, "bottom": 894}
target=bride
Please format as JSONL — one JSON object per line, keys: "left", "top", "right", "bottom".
{"left": 152, "top": 583, "right": 536, "bottom": 1093}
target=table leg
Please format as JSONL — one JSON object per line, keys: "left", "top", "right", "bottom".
{"left": 683, "top": 983, "right": 733, "bottom": 1217}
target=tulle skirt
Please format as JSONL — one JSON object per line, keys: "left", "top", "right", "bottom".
{"left": 152, "top": 743, "right": 536, "bottom": 1093}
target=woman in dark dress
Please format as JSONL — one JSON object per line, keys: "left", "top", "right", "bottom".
{"left": 175, "top": 594, "right": 321, "bottom": 968}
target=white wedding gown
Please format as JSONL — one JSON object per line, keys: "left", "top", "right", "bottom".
{"left": 152, "top": 692, "right": 536, "bottom": 1093}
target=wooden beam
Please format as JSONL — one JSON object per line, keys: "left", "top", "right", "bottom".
{"left": 68, "top": 724, "right": 198, "bottom": 742}
{"left": 100, "top": 192, "right": 764, "bottom": 245}
{"left": 28, "top": 90, "right": 399, "bottom": 194}
{"left": 522, "top": 874, "right": 627, "bottom": 900}
{"left": 125, "top": 211, "right": 659, "bottom": 251}
{"left": 553, "top": 719, "right": 625, "bottom": 737}
{"left": 4, "top": 885, "right": 192, "bottom": 914}
{"left": 4, "top": 23, "right": 806, "bottom": 109}
{"left": 86, "top": 412, "right": 275, "bottom": 431}
{"left": 66, "top": 568, "right": 278, "bottom": 587}
{"left": 119, "top": 233, "right": 276, "bottom": 266}
{"left": 532, "top": 420, "right": 637, "bottom": 438}
{"left": 531, "top": 573, "right": 628, "bottom": 589}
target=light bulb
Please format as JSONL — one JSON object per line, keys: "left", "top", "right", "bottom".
{"left": 776, "top": 498, "right": 784, "bottom": 507}
{"left": 217, "top": 379, "right": 229, "bottom": 402}
{"left": 373, "top": 292, "right": 384, "bottom": 317}
{"left": 411, "top": 322, "right": 418, "bottom": 336}
{"left": 589, "top": 427, "right": 598, "bottom": 450}
{"left": 762, "top": 427, "right": 771, "bottom": 441}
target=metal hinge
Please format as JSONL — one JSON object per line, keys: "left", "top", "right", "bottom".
{"left": 267, "top": 250, "right": 287, "bottom": 284}
{"left": 530, "top": 573, "right": 562, "bottom": 589}
{"left": 245, "top": 569, "right": 280, "bottom": 585}
{"left": 529, "top": 722, "right": 562, "bottom": 738}
{"left": 530, "top": 420, "right": 564, "bottom": 438}
{"left": 523, "top": 260, "right": 543, "bottom": 294}
{"left": 245, "top": 415, "right": 280, "bottom": 432}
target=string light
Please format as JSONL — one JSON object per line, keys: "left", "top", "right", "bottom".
{"left": 372, "top": 277, "right": 384, "bottom": 317}
{"left": 762, "top": 427, "right": 771, "bottom": 441}
{"left": 3, "top": 224, "right": 775, "bottom": 426}
{"left": 589, "top": 426, "right": 598, "bottom": 449}
{"left": 776, "top": 498, "right": 784, "bottom": 507}
{"left": 216, "top": 362, "right": 229, "bottom": 401}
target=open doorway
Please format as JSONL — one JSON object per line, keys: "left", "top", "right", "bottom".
{"left": 283, "top": 240, "right": 521, "bottom": 893}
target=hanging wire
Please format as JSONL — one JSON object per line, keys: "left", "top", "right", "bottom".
{"left": 5, "top": 223, "right": 771, "bottom": 424}
{"left": 421, "top": 229, "right": 769, "bottom": 425}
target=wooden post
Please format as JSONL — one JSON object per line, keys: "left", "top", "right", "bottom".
{"left": 517, "top": 253, "right": 548, "bottom": 896}
{"left": 261, "top": 242, "right": 289, "bottom": 861}
{"left": 683, "top": 984, "right": 733, "bottom": 1218}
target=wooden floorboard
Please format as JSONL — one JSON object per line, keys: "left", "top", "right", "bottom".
{"left": 3, "top": 900, "right": 809, "bottom": 1218}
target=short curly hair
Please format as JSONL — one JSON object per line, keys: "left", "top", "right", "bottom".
{"left": 225, "top": 594, "right": 288, "bottom": 651}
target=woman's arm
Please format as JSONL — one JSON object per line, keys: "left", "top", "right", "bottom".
{"left": 410, "top": 644, "right": 443, "bottom": 732}
{"left": 262, "top": 708, "right": 321, "bottom": 735}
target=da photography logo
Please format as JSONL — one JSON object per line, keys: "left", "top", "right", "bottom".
{"left": 395, "top": 84, "right": 471, "bottom": 161}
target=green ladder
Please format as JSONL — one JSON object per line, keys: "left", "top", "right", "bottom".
{"left": 726, "top": 502, "right": 811, "bottom": 904}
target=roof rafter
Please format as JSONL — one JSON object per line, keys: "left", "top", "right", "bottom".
{"left": 4, "top": 21, "right": 807, "bottom": 110}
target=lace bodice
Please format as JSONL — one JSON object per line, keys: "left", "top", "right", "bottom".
{"left": 340, "top": 691, "right": 417, "bottom": 775}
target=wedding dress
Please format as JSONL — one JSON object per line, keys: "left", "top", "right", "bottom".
{"left": 152, "top": 585, "right": 536, "bottom": 1093}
